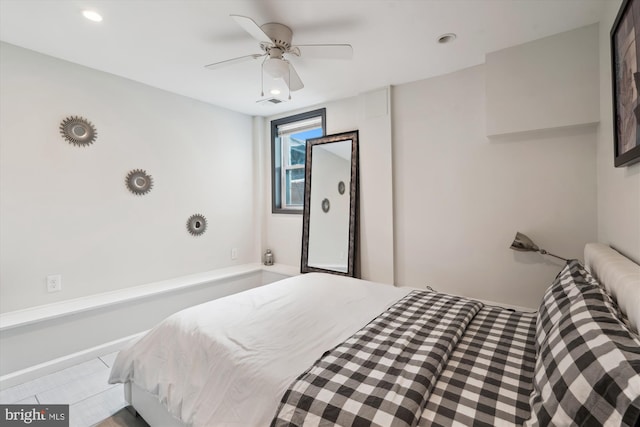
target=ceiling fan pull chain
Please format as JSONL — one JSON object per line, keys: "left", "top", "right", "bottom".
{"left": 260, "top": 59, "right": 265, "bottom": 97}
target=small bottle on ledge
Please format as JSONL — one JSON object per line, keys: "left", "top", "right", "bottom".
{"left": 264, "top": 248, "right": 274, "bottom": 266}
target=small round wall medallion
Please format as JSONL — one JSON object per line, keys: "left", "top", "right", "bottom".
{"left": 59, "top": 116, "right": 97, "bottom": 147}
{"left": 125, "top": 169, "right": 153, "bottom": 195}
{"left": 338, "top": 181, "right": 345, "bottom": 195}
{"left": 321, "top": 198, "right": 330, "bottom": 213}
{"left": 187, "top": 214, "right": 207, "bottom": 236}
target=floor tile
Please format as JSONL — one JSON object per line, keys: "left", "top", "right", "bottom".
{"left": 15, "top": 395, "right": 39, "bottom": 404}
{"left": 70, "top": 385, "right": 127, "bottom": 427}
{"left": 37, "top": 370, "right": 115, "bottom": 405}
{"left": 99, "top": 352, "right": 119, "bottom": 368}
{"left": 92, "top": 406, "right": 149, "bottom": 427}
{"left": 0, "top": 359, "right": 107, "bottom": 404}
{"left": 1, "top": 357, "right": 129, "bottom": 425}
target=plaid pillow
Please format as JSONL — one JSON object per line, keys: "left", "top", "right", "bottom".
{"left": 526, "top": 260, "right": 640, "bottom": 426}
{"left": 534, "top": 260, "right": 618, "bottom": 352}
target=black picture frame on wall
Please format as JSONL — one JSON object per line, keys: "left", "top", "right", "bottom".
{"left": 611, "top": 0, "right": 640, "bottom": 167}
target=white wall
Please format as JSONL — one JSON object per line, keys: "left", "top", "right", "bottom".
{"left": 486, "top": 24, "right": 599, "bottom": 136}
{"left": 358, "top": 89, "right": 395, "bottom": 283}
{"left": 3, "top": 8, "right": 628, "bottom": 319}
{"left": 597, "top": 0, "right": 640, "bottom": 262}
{"left": 392, "top": 65, "right": 597, "bottom": 308}
{"left": 0, "top": 43, "right": 257, "bottom": 313}
{"left": 263, "top": 88, "right": 395, "bottom": 283}
{"left": 263, "top": 98, "right": 357, "bottom": 270}
{"left": 263, "top": 28, "right": 599, "bottom": 309}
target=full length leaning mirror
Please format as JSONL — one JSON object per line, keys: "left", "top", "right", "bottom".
{"left": 301, "top": 130, "right": 359, "bottom": 277}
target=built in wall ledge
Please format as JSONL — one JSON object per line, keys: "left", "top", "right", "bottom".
{"left": 0, "top": 263, "right": 274, "bottom": 332}
{"left": 485, "top": 122, "right": 598, "bottom": 140}
{"left": 263, "top": 263, "right": 300, "bottom": 277}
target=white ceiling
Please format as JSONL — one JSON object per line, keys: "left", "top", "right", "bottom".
{"left": 0, "top": 0, "right": 606, "bottom": 117}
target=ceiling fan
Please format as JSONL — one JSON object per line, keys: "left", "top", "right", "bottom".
{"left": 205, "top": 15, "right": 353, "bottom": 98}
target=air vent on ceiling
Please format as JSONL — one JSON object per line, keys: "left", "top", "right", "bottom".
{"left": 256, "top": 97, "right": 285, "bottom": 105}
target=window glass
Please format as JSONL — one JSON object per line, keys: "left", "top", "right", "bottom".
{"left": 271, "top": 109, "right": 326, "bottom": 213}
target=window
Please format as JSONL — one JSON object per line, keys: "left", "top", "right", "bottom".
{"left": 271, "top": 108, "right": 326, "bottom": 213}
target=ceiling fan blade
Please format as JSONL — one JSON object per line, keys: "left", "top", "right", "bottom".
{"left": 294, "top": 44, "right": 353, "bottom": 60}
{"left": 285, "top": 62, "right": 304, "bottom": 91}
{"left": 204, "top": 54, "right": 264, "bottom": 70}
{"left": 230, "top": 15, "right": 272, "bottom": 44}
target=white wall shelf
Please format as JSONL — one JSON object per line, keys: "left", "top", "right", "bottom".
{"left": 0, "top": 264, "right": 298, "bottom": 332}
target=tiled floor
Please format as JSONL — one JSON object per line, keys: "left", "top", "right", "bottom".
{"left": 0, "top": 352, "right": 127, "bottom": 427}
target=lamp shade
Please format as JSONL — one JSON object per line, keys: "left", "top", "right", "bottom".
{"left": 509, "top": 231, "right": 568, "bottom": 262}
{"left": 510, "top": 232, "right": 540, "bottom": 252}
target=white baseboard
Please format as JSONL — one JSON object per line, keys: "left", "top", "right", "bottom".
{"left": 0, "top": 331, "right": 145, "bottom": 390}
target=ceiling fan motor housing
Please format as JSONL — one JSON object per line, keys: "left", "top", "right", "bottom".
{"left": 260, "top": 23, "right": 293, "bottom": 51}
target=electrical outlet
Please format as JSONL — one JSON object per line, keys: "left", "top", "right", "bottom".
{"left": 231, "top": 248, "right": 238, "bottom": 260}
{"left": 47, "top": 274, "right": 62, "bottom": 292}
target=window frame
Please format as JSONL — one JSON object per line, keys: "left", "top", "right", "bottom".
{"left": 271, "top": 108, "right": 326, "bottom": 214}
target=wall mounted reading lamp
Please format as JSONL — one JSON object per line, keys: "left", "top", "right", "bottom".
{"left": 510, "top": 232, "right": 568, "bottom": 262}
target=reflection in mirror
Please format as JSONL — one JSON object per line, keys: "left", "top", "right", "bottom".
{"left": 301, "top": 130, "right": 358, "bottom": 277}
{"left": 321, "top": 198, "right": 331, "bottom": 213}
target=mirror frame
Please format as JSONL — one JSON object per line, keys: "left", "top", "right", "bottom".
{"left": 301, "top": 130, "right": 359, "bottom": 277}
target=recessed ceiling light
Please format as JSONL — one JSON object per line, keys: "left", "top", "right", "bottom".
{"left": 437, "top": 33, "right": 456, "bottom": 44}
{"left": 82, "top": 10, "right": 103, "bottom": 22}
{"left": 270, "top": 89, "right": 281, "bottom": 95}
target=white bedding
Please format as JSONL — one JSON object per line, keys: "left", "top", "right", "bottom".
{"left": 108, "top": 272, "right": 411, "bottom": 427}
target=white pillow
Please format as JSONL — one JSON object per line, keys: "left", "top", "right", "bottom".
{"left": 584, "top": 243, "right": 640, "bottom": 333}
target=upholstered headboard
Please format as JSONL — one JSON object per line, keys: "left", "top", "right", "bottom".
{"left": 584, "top": 243, "right": 640, "bottom": 333}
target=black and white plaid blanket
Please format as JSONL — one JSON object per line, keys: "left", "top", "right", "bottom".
{"left": 271, "top": 291, "right": 483, "bottom": 427}
{"left": 419, "top": 306, "right": 537, "bottom": 426}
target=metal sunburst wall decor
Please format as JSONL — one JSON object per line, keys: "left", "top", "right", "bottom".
{"left": 187, "top": 214, "right": 207, "bottom": 236}
{"left": 59, "top": 116, "right": 97, "bottom": 147}
{"left": 125, "top": 169, "right": 153, "bottom": 195}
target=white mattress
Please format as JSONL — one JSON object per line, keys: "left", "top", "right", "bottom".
{"left": 108, "top": 272, "right": 411, "bottom": 427}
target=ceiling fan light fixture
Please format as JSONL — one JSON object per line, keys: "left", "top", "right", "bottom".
{"left": 263, "top": 58, "right": 289, "bottom": 78}
{"left": 82, "top": 10, "right": 103, "bottom": 22}
{"left": 270, "top": 89, "right": 281, "bottom": 95}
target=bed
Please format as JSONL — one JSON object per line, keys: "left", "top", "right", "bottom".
{"left": 108, "top": 243, "right": 640, "bottom": 426}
